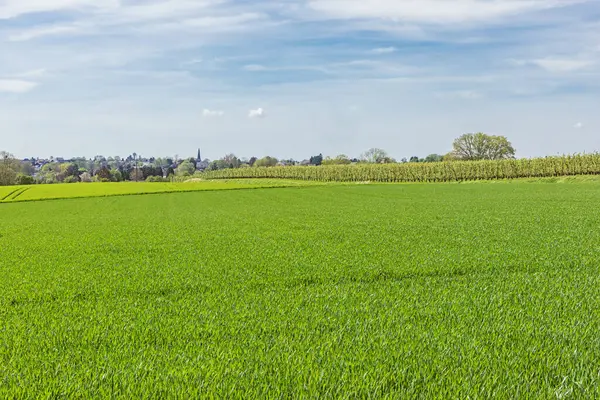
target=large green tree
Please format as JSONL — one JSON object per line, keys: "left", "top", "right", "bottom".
{"left": 451, "top": 133, "right": 516, "bottom": 161}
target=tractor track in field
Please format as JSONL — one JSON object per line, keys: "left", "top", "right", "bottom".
{"left": 6, "top": 187, "right": 30, "bottom": 201}
{"left": 1, "top": 188, "right": 22, "bottom": 201}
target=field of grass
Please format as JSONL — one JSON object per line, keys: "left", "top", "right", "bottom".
{"left": 0, "top": 179, "right": 322, "bottom": 203}
{"left": 2, "top": 183, "right": 600, "bottom": 397}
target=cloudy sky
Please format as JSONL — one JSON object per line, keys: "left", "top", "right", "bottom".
{"left": 0, "top": 0, "right": 598, "bottom": 160}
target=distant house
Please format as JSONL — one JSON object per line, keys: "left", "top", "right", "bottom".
{"left": 197, "top": 160, "right": 210, "bottom": 171}
{"left": 300, "top": 159, "right": 311, "bottom": 166}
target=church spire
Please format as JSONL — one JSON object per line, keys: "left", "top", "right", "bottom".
{"left": 197, "top": 148, "right": 201, "bottom": 161}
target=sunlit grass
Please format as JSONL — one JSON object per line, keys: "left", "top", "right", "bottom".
{"left": 1, "top": 183, "right": 600, "bottom": 397}
{"left": 0, "top": 179, "right": 323, "bottom": 203}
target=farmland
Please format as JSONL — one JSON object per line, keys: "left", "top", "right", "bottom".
{"left": 0, "top": 179, "right": 322, "bottom": 203}
{"left": 1, "top": 183, "right": 600, "bottom": 397}
{"left": 203, "top": 153, "right": 600, "bottom": 182}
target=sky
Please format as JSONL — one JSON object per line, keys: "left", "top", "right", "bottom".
{"left": 0, "top": 0, "right": 599, "bottom": 160}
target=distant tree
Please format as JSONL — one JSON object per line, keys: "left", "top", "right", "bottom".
{"left": 20, "top": 161, "right": 35, "bottom": 176}
{"left": 221, "top": 154, "right": 241, "bottom": 169}
{"left": 110, "top": 169, "right": 123, "bottom": 182}
{"left": 452, "top": 133, "right": 516, "bottom": 161}
{"left": 141, "top": 165, "right": 162, "bottom": 179}
{"left": 59, "top": 163, "right": 79, "bottom": 181}
{"left": 248, "top": 157, "right": 258, "bottom": 167}
{"left": 71, "top": 157, "right": 89, "bottom": 171}
{"left": 424, "top": 154, "right": 444, "bottom": 163}
{"left": 361, "top": 148, "right": 389, "bottom": 164}
{"left": 41, "top": 163, "right": 57, "bottom": 173}
{"left": 309, "top": 153, "right": 323, "bottom": 166}
{"left": 79, "top": 172, "right": 92, "bottom": 182}
{"left": 63, "top": 176, "right": 79, "bottom": 184}
{"left": 96, "top": 166, "right": 111, "bottom": 181}
{"left": 208, "top": 160, "right": 229, "bottom": 171}
{"left": 39, "top": 172, "right": 57, "bottom": 184}
{"left": 0, "top": 151, "right": 19, "bottom": 186}
{"left": 107, "top": 158, "right": 119, "bottom": 170}
{"left": 176, "top": 160, "right": 196, "bottom": 176}
{"left": 322, "top": 154, "right": 352, "bottom": 165}
{"left": 409, "top": 156, "right": 420, "bottom": 163}
{"left": 254, "top": 156, "right": 279, "bottom": 167}
{"left": 154, "top": 157, "right": 167, "bottom": 168}
{"left": 15, "top": 173, "right": 34, "bottom": 185}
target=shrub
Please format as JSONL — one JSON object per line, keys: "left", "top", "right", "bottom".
{"left": 79, "top": 172, "right": 92, "bottom": 183}
{"left": 15, "top": 173, "right": 35, "bottom": 185}
{"left": 146, "top": 176, "right": 167, "bottom": 183}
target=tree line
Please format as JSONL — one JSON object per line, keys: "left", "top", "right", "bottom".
{"left": 0, "top": 133, "right": 516, "bottom": 186}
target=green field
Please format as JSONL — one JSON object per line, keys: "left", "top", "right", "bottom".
{"left": 1, "top": 183, "right": 600, "bottom": 397}
{"left": 0, "top": 180, "right": 322, "bottom": 203}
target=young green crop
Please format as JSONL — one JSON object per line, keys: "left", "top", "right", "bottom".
{"left": 1, "top": 183, "right": 600, "bottom": 398}
{"left": 0, "top": 180, "right": 324, "bottom": 203}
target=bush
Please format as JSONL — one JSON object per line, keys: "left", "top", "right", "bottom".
{"left": 146, "top": 176, "right": 167, "bottom": 183}
{"left": 110, "top": 169, "right": 123, "bottom": 182}
{"left": 79, "top": 172, "right": 92, "bottom": 183}
{"left": 63, "top": 176, "right": 79, "bottom": 184}
{"left": 15, "top": 173, "right": 35, "bottom": 185}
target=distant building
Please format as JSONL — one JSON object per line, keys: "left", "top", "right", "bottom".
{"left": 196, "top": 148, "right": 209, "bottom": 171}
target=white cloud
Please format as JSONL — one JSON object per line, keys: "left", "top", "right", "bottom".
{"left": 202, "top": 109, "right": 224, "bottom": 117}
{"left": 244, "top": 64, "right": 269, "bottom": 71}
{"left": 307, "top": 0, "right": 587, "bottom": 24}
{"left": 0, "top": 0, "right": 114, "bottom": 20}
{"left": 9, "top": 25, "right": 80, "bottom": 41}
{"left": 12, "top": 69, "right": 48, "bottom": 78}
{"left": 372, "top": 47, "right": 397, "bottom": 54}
{"left": 574, "top": 122, "right": 584, "bottom": 128}
{"left": 435, "top": 90, "right": 482, "bottom": 100}
{"left": 532, "top": 58, "right": 593, "bottom": 73}
{"left": 248, "top": 108, "right": 266, "bottom": 118}
{"left": 510, "top": 57, "right": 595, "bottom": 73}
{"left": 3, "top": 2, "right": 265, "bottom": 41}
{"left": 0, "top": 79, "right": 38, "bottom": 93}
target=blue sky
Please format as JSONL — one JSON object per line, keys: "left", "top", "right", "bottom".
{"left": 0, "top": 0, "right": 598, "bottom": 160}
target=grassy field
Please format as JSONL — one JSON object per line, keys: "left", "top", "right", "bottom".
{"left": 0, "top": 179, "right": 322, "bottom": 203}
{"left": 1, "top": 183, "right": 600, "bottom": 397}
